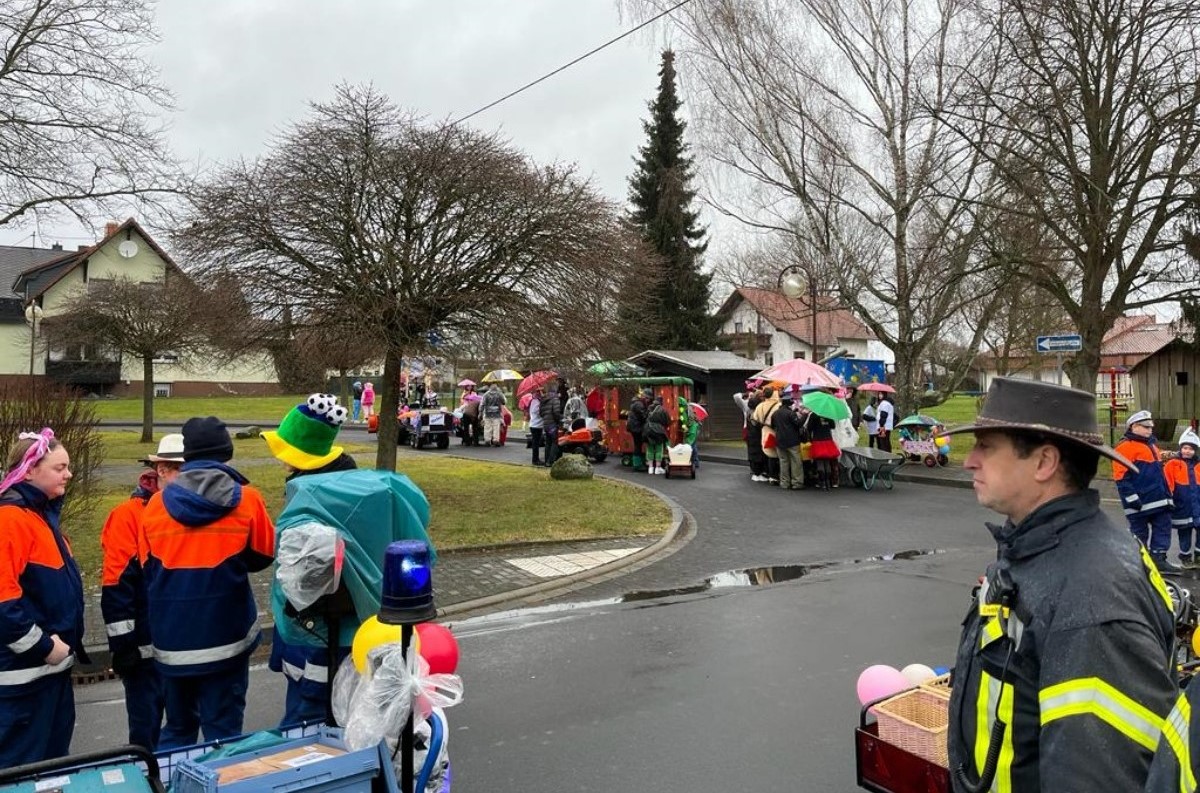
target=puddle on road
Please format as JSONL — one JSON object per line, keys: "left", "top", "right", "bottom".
{"left": 457, "top": 549, "right": 946, "bottom": 629}
{"left": 612, "top": 548, "right": 945, "bottom": 603}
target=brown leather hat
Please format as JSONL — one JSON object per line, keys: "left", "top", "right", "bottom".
{"left": 938, "top": 377, "right": 1135, "bottom": 470}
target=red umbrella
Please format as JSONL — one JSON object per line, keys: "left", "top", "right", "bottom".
{"left": 752, "top": 359, "right": 841, "bottom": 388}
{"left": 517, "top": 370, "right": 558, "bottom": 397}
{"left": 855, "top": 382, "right": 896, "bottom": 394}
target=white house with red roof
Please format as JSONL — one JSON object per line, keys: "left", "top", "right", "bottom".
{"left": 715, "top": 286, "right": 878, "bottom": 366}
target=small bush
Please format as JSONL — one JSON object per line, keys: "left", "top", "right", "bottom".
{"left": 0, "top": 380, "right": 103, "bottom": 535}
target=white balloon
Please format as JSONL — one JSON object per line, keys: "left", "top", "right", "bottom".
{"left": 901, "top": 663, "right": 937, "bottom": 685}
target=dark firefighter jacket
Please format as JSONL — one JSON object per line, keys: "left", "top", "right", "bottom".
{"left": 0, "top": 483, "right": 86, "bottom": 695}
{"left": 138, "top": 460, "right": 275, "bottom": 677}
{"left": 1147, "top": 675, "right": 1200, "bottom": 792}
{"left": 946, "top": 490, "right": 1177, "bottom": 792}
{"left": 1114, "top": 433, "right": 1173, "bottom": 517}
{"left": 1166, "top": 456, "right": 1200, "bottom": 530}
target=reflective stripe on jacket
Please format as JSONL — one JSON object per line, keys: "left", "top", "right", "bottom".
{"left": 1114, "top": 435, "right": 1172, "bottom": 516}
{"left": 1166, "top": 457, "right": 1200, "bottom": 529}
{"left": 1146, "top": 684, "right": 1200, "bottom": 792}
{"left": 139, "top": 479, "right": 275, "bottom": 676}
{"left": 947, "top": 490, "right": 1176, "bottom": 791}
{"left": 100, "top": 495, "right": 152, "bottom": 659}
{"left": 0, "top": 486, "right": 84, "bottom": 695}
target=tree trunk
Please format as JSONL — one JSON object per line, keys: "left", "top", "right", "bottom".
{"left": 374, "top": 346, "right": 403, "bottom": 471}
{"left": 1064, "top": 326, "right": 1102, "bottom": 395}
{"left": 893, "top": 345, "right": 921, "bottom": 418}
{"left": 141, "top": 355, "right": 154, "bottom": 443}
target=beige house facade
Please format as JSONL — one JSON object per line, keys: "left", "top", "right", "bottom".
{"left": 0, "top": 219, "right": 279, "bottom": 396}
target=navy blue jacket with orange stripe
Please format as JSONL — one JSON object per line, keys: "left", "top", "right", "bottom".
{"left": 1113, "top": 433, "right": 1173, "bottom": 517}
{"left": 100, "top": 477, "right": 155, "bottom": 663}
{"left": 139, "top": 461, "right": 274, "bottom": 677}
{"left": 0, "top": 483, "right": 85, "bottom": 696}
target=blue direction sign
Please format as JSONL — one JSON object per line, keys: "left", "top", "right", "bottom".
{"left": 1036, "top": 334, "right": 1082, "bottom": 353}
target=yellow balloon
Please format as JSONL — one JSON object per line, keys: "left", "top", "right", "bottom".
{"left": 1191, "top": 627, "right": 1200, "bottom": 659}
{"left": 351, "top": 615, "right": 422, "bottom": 673}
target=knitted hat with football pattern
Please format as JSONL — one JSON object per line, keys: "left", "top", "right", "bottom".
{"left": 262, "top": 393, "right": 348, "bottom": 470}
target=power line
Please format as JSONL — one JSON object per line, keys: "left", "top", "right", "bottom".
{"left": 452, "top": 0, "right": 693, "bottom": 126}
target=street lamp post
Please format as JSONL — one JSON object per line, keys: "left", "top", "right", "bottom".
{"left": 777, "top": 265, "right": 820, "bottom": 360}
{"left": 23, "top": 300, "right": 43, "bottom": 378}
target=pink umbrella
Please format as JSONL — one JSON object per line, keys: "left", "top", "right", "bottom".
{"left": 517, "top": 369, "right": 558, "bottom": 397}
{"left": 457, "top": 378, "right": 476, "bottom": 388}
{"left": 688, "top": 403, "right": 709, "bottom": 421}
{"left": 855, "top": 382, "right": 896, "bottom": 394}
{"left": 518, "top": 393, "right": 533, "bottom": 412}
{"left": 752, "top": 359, "right": 841, "bottom": 388}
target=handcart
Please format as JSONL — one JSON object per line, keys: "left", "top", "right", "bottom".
{"left": 855, "top": 706, "right": 950, "bottom": 793}
{"left": 663, "top": 444, "right": 696, "bottom": 479}
{"left": 855, "top": 677, "right": 951, "bottom": 793}
{"left": 0, "top": 745, "right": 165, "bottom": 793}
{"left": 841, "top": 446, "right": 905, "bottom": 491}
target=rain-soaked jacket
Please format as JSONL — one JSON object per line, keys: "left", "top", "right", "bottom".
{"left": 1146, "top": 676, "right": 1200, "bottom": 792}
{"left": 947, "top": 490, "right": 1176, "bottom": 792}
{"left": 139, "top": 461, "right": 275, "bottom": 677}
{"left": 1113, "top": 433, "right": 1173, "bottom": 517}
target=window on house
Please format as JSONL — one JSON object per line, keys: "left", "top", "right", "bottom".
{"left": 734, "top": 321, "right": 743, "bottom": 334}
{"left": 152, "top": 352, "right": 180, "bottom": 364}
{"left": 764, "top": 352, "right": 774, "bottom": 366}
{"left": 154, "top": 383, "right": 172, "bottom": 398}
{"left": 793, "top": 351, "right": 806, "bottom": 359}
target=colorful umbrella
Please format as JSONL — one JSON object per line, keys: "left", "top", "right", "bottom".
{"left": 802, "top": 391, "right": 851, "bottom": 421}
{"left": 481, "top": 369, "right": 524, "bottom": 383}
{"left": 587, "top": 360, "right": 648, "bottom": 378}
{"left": 752, "top": 359, "right": 841, "bottom": 388}
{"left": 516, "top": 370, "right": 558, "bottom": 397}
{"left": 688, "top": 402, "right": 709, "bottom": 421}
{"left": 457, "top": 379, "right": 476, "bottom": 388}
{"left": 855, "top": 382, "right": 896, "bottom": 394}
{"left": 518, "top": 393, "right": 533, "bottom": 412}
{"left": 897, "top": 414, "right": 940, "bottom": 427}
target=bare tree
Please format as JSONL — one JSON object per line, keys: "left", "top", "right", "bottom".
{"left": 176, "top": 85, "right": 645, "bottom": 470}
{"left": 42, "top": 274, "right": 212, "bottom": 442}
{"left": 621, "top": 0, "right": 1000, "bottom": 412}
{"left": 942, "top": 0, "right": 1200, "bottom": 389}
{"left": 0, "top": 0, "right": 177, "bottom": 231}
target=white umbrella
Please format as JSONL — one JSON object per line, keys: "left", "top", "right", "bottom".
{"left": 481, "top": 369, "right": 524, "bottom": 383}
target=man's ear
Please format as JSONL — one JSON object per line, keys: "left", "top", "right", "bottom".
{"left": 1033, "top": 443, "right": 1062, "bottom": 484}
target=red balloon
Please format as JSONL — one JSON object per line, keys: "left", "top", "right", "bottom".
{"left": 414, "top": 622, "right": 459, "bottom": 675}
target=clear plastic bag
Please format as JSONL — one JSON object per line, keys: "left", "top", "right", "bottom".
{"left": 275, "top": 522, "right": 344, "bottom": 612}
{"left": 343, "top": 642, "right": 464, "bottom": 751}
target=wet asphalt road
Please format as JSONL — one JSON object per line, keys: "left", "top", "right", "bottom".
{"left": 71, "top": 434, "right": 1145, "bottom": 791}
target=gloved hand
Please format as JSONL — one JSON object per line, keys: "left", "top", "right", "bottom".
{"left": 111, "top": 646, "right": 141, "bottom": 677}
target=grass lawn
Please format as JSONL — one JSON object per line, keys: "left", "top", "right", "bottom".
{"left": 91, "top": 395, "right": 311, "bottom": 423}
{"left": 67, "top": 454, "right": 670, "bottom": 579}
{"left": 97, "top": 430, "right": 376, "bottom": 462}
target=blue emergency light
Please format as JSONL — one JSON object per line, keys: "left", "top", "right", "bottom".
{"left": 378, "top": 539, "right": 436, "bottom": 624}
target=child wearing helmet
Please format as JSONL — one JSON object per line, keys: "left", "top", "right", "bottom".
{"left": 1165, "top": 428, "right": 1200, "bottom": 569}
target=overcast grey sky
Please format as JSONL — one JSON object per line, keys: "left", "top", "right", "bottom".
{"left": 2, "top": 0, "right": 696, "bottom": 247}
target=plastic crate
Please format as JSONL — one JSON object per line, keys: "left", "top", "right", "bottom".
{"left": 872, "top": 688, "right": 949, "bottom": 766}
{"left": 170, "top": 727, "right": 395, "bottom": 793}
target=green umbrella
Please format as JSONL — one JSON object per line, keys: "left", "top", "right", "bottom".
{"left": 802, "top": 391, "right": 851, "bottom": 420}
{"left": 897, "top": 414, "right": 940, "bottom": 428}
{"left": 587, "top": 360, "right": 648, "bottom": 377}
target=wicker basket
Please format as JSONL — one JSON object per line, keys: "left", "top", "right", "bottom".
{"left": 873, "top": 687, "right": 949, "bottom": 766}
{"left": 919, "top": 673, "right": 952, "bottom": 700}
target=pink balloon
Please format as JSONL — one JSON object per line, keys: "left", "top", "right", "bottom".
{"left": 856, "top": 664, "right": 911, "bottom": 706}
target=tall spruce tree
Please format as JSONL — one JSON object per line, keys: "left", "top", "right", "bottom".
{"left": 620, "top": 50, "right": 715, "bottom": 350}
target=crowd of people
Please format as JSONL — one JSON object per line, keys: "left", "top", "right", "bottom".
{"left": 0, "top": 394, "right": 376, "bottom": 768}
{"left": 523, "top": 379, "right": 603, "bottom": 467}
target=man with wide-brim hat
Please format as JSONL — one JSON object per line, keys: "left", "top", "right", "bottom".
{"left": 938, "top": 378, "right": 1176, "bottom": 792}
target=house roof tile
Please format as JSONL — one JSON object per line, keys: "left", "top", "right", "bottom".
{"left": 629, "top": 350, "right": 763, "bottom": 373}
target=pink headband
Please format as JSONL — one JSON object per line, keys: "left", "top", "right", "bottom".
{"left": 0, "top": 428, "right": 56, "bottom": 494}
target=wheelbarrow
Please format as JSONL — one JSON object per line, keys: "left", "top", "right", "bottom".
{"left": 840, "top": 447, "right": 905, "bottom": 491}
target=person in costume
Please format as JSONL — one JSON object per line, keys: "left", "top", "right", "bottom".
{"left": 0, "top": 429, "right": 85, "bottom": 768}
{"left": 262, "top": 394, "right": 356, "bottom": 725}
{"left": 99, "top": 434, "right": 182, "bottom": 751}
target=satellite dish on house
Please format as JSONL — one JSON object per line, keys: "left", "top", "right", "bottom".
{"left": 118, "top": 240, "right": 139, "bottom": 258}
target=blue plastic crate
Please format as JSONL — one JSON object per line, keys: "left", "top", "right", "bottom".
{"left": 170, "top": 728, "right": 395, "bottom": 793}
{"left": 0, "top": 761, "right": 153, "bottom": 793}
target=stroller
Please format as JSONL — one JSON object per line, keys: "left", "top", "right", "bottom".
{"left": 557, "top": 418, "right": 608, "bottom": 463}
{"left": 897, "top": 415, "right": 949, "bottom": 467}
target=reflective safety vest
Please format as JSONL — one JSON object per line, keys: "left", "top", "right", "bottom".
{"left": 1146, "top": 681, "right": 1200, "bottom": 792}
{"left": 1114, "top": 434, "right": 1173, "bottom": 516}
{"left": 947, "top": 491, "right": 1177, "bottom": 791}
{"left": 100, "top": 494, "right": 153, "bottom": 662}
